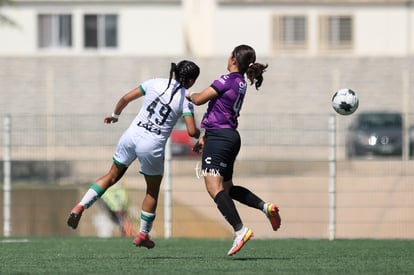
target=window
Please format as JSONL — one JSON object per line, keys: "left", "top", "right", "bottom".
{"left": 319, "top": 15, "right": 353, "bottom": 51}
{"left": 84, "top": 14, "right": 118, "bottom": 48}
{"left": 38, "top": 14, "right": 72, "bottom": 48}
{"left": 273, "top": 15, "right": 307, "bottom": 51}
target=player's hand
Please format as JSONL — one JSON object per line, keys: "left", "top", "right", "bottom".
{"left": 193, "top": 136, "right": 205, "bottom": 153}
{"left": 185, "top": 91, "right": 192, "bottom": 102}
{"left": 104, "top": 116, "right": 118, "bottom": 124}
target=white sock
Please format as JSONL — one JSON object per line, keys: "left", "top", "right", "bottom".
{"left": 79, "top": 189, "right": 99, "bottom": 209}
{"left": 79, "top": 183, "right": 105, "bottom": 209}
{"left": 235, "top": 226, "right": 247, "bottom": 237}
{"left": 262, "top": 203, "right": 269, "bottom": 214}
{"left": 140, "top": 211, "right": 156, "bottom": 234}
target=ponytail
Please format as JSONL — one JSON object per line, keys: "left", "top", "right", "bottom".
{"left": 246, "top": 62, "right": 268, "bottom": 90}
{"left": 165, "top": 62, "right": 176, "bottom": 92}
{"left": 232, "top": 44, "right": 268, "bottom": 90}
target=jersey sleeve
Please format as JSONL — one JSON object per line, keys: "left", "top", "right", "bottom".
{"left": 182, "top": 100, "right": 195, "bottom": 117}
{"left": 210, "top": 74, "right": 231, "bottom": 95}
{"left": 138, "top": 84, "right": 146, "bottom": 95}
{"left": 139, "top": 79, "right": 157, "bottom": 95}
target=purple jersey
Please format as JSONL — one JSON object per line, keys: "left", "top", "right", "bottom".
{"left": 201, "top": 72, "right": 247, "bottom": 130}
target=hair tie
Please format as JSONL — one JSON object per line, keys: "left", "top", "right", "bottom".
{"left": 248, "top": 63, "right": 254, "bottom": 68}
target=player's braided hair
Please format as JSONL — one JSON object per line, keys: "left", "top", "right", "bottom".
{"left": 165, "top": 60, "right": 200, "bottom": 104}
{"left": 232, "top": 44, "right": 268, "bottom": 90}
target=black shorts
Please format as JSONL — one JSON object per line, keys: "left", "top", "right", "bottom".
{"left": 202, "top": 128, "right": 241, "bottom": 181}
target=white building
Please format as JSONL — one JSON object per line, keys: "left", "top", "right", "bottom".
{"left": 0, "top": 0, "right": 413, "bottom": 57}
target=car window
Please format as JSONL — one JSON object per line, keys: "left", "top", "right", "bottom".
{"left": 359, "top": 114, "right": 402, "bottom": 128}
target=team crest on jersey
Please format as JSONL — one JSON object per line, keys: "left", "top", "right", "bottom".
{"left": 218, "top": 77, "right": 226, "bottom": 84}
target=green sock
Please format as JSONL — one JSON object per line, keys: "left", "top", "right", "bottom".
{"left": 90, "top": 183, "right": 105, "bottom": 196}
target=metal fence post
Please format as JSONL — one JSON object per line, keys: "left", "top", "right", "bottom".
{"left": 164, "top": 138, "right": 172, "bottom": 239}
{"left": 328, "top": 114, "right": 336, "bottom": 241}
{"left": 402, "top": 69, "right": 410, "bottom": 161}
{"left": 3, "top": 114, "right": 12, "bottom": 237}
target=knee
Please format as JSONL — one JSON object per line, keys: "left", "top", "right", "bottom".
{"left": 205, "top": 184, "right": 223, "bottom": 199}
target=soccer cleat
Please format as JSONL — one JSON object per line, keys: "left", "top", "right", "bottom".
{"left": 67, "top": 204, "right": 84, "bottom": 230}
{"left": 266, "top": 203, "right": 281, "bottom": 231}
{"left": 227, "top": 227, "right": 253, "bottom": 256}
{"left": 133, "top": 232, "right": 155, "bottom": 249}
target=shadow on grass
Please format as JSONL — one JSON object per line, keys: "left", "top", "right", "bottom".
{"left": 231, "top": 257, "right": 292, "bottom": 261}
{"left": 141, "top": 256, "right": 292, "bottom": 261}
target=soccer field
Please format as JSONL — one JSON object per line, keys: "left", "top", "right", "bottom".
{"left": 1, "top": 238, "right": 413, "bottom": 274}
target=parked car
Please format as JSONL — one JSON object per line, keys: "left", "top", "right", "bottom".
{"left": 170, "top": 117, "right": 197, "bottom": 157}
{"left": 346, "top": 111, "right": 404, "bottom": 158}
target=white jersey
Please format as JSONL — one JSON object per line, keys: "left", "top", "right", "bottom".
{"left": 131, "top": 78, "right": 194, "bottom": 142}
{"left": 113, "top": 78, "right": 194, "bottom": 176}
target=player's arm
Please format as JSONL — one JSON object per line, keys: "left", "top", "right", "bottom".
{"left": 183, "top": 114, "right": 204, "bottom": 154}
{"left": 104, "top": 86, "right": 144, "bottom": 124}
{"left": 186, "top": 86, "right": 218, "bottom": 106}
{"left": 183, "top": 115, "right": 200, "bottom": 139}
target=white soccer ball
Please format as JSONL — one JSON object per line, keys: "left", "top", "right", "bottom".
{"left": 332, "top": 88, "right": 359, "bottom": 115}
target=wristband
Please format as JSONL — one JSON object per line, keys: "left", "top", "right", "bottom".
{"left": 111, "top": 112, "right": 120, "bottom": 119}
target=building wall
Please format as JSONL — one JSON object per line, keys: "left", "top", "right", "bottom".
{"left": 1, "top": 0, "right": 414, "bottom": 56}
{"left": 0, "top": 56, "right": 412, "bottom": 117}
{"left": 211, "top": 2, "right": 414, "bottom": 57}
{"left": 0, "top": 1, "right": 184, "bottom": 56}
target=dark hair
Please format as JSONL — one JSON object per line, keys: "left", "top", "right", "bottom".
{"left": 232, "top": 44, "right": 268, "bottom": 90}
{"left": 165, "top": 60, "right": 200, "bottom": 103}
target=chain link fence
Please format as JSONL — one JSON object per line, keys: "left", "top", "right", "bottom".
{"left": 1, "top": 112, "right": 414, "bottom": 239}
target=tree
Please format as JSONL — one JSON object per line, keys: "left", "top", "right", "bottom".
{"left": 0, "top": 0, "right": 17, "bottom": 27}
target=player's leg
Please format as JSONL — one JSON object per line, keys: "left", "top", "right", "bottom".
{"left": 133, "top": 174, "right": 162, "bottom": 249}
{"left": 68, "top": 132, "right": 134, "bottom": 230}
{"left": 228, "top": 184, "right": 281, "bottom": 231}
{"left": 67, "top": 162, "right": 127, "bottom": 229}
{"left": 205, "top": 174, "right": 243, "bottom": 231}
{"left": 202, "top": 130, "right": 244, "bottom": 233}
{"left": 220, "top": 127, "right": 281, "bottom": 231}
{"left": 132, "top": 145, "right": 164, "bottom": 249}
{"left": 205, "top": 174, "right": 253, "bottom": 256}
{"left": 203, "top": 129, "right": 253, "bottom": 255}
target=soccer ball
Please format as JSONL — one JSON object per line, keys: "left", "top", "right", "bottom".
{"left": 332, "top": 88, "right": 359, "bottom": 115}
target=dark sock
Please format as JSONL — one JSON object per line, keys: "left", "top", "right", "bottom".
{"left": 214, "top": 191, "right": 243, "bottom": 231}
{"left": 229, "top": 185, "right": 265, "bottom": 210}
